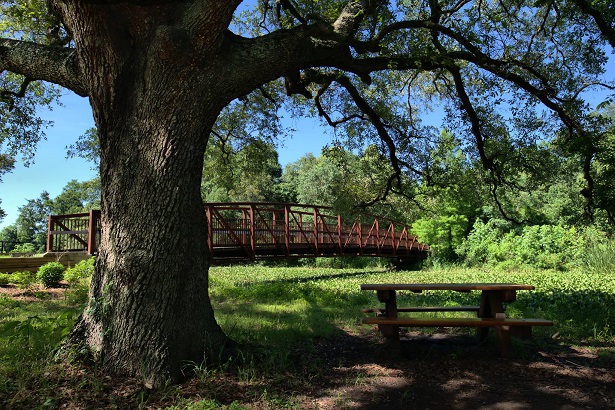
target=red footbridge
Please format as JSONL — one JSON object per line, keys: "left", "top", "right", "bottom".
{"left": 46, "top": 203, "right": 429, "bottom": 264}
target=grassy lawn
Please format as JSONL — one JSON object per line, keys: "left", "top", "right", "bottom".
{"left": 1, "top": 265, "right": 614, "bottom": 409}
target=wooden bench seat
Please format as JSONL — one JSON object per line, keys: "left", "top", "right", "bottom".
{"left": 361, "top": 306, "right": 480, "bottom": 314}
{"left": 362, "top": 316, "right": 553, "bottom": 327}
{"left": 362, "top": 316, "right": 553, "bottom": 357}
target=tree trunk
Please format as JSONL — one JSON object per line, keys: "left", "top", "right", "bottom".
{"left": 53, "top": 0, "right": 343, "bottom": 386}
{"left": 59, "top": 4, "right": 236, "bottom": 387}
{"left": 67, "top": 84, "right": 231, "bottom": 387}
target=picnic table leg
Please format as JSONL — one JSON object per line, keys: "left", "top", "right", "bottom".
{"left": 496, "top": 325, "right": 512, "bottom": 357}
{"left": 478, "top": 290, "right": 509, "bottom": 342}
{"left": 376, "top": 290, "right": 400, "bottom": 342}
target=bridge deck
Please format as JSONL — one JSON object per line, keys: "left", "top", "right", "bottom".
{"left": 46, "top": 203, "right": 429, "bottom": 263}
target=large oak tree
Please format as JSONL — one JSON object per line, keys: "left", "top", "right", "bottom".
{"left": 1, "top": 0, "right": 613, "bottom": 386}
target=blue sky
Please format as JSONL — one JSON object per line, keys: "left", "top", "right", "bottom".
{"left": 0, "top": 92, "right": 336, "bottom": 229}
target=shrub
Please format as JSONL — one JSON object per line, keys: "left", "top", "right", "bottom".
{"left": 11, "top": 243, "right": 36, "bottom": 255}
{"left": 457, "top": 221, "right": 578, "bottom": 270}
{"left": 577, "top": 226, "right": 615, "bottom": 274}
{"left": 456, "top": 219, "right": 502, "bottom": 266}
{"left": 37, "top": 262, "right": 65, "bottom": 288}
{"left": 0, "top": 273, "right": 11, "bottom": 286}
{"left": 11, "top": 271, "right": 37, "bottom": 289}
{"left": 64, "top": 257, "right": 95, "bottom": 286}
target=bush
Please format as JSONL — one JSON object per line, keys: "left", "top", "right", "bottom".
{"left": 64, "top": 257, "right": 95, "bottom": 286}
{"left": 576, "top": 226, "right": 615, "bottom": 274}
{"left": 456, "top": 220, "right": 502, "bottom": 266}
{"left": 457, "top": 221, "right": 578, "bottom": 270}
{"left": 37, "top": 262, "right": 65, "bottom": 288}
{"left": 11, "top": 243, "right": 37, "bottom": 255}
{"left": 0, "top": 273, "right": 11, "bottom": 286}
{"left": 11, "top": 271, "right": 37, "bottom": 289}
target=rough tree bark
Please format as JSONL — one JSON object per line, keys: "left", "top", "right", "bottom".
{"left": 45, "top": 0, "right": 369, "bottom": 387}
{"left": 55, "top": 2, "right": 241, "bottom": 387}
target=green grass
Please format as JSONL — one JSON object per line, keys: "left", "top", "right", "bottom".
{"left": 211, "top": 265, "right": 615, "bottom": 344}
{"left": 1, "top": 265, "right": 614, "bottom": 408}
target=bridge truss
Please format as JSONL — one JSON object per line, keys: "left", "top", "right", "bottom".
{"left": 47, "top": 203, "right": 429, "bottom": 264}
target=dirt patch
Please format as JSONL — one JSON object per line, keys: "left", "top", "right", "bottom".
{"left": 0, "top": 284, "right": 67, "bottom": 302}
{"left": 306, "top": 330, "right": 614, "bottom": 409}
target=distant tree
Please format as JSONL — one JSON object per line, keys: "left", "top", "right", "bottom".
{"left": 10, "top": 179, "right": 101, "bottom": 251}
{"left": 52, "top": 178, "right": 101, "bottom": 214}
{"left": 201, "top": 139, "right": 282, "bottom": 202}
{"left": 587, "top": 105, "right": 615, "bottom": 224}
{"left": 15, "top": 191, "right": 52, "bottom": 251}
{"left": 0, "top": 223, "right": 18, "bottom": 253}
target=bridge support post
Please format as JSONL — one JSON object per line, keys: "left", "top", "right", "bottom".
{"left": 46, "top": 215, "right": 53, "bottom": 253}
{"left": 249, "top": 205, "right": 256, "bottom": 259}
{"left": 87, "top": 210, "right": 101, "bottom": 255}
{"left": 285, "top": 206, "right": 290, "bottom": 256}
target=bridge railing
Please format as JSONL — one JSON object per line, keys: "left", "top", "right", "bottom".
{"left": 46, "top": 203, "right": 428, "bottom": 261}
{"left": 46, "top": 210, "right": 101, "bottom": 254}
{"left": 205, "top": 202, "right": 428, "bottom": 261}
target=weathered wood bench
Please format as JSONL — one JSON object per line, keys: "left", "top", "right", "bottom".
{"left": 362, "top": 314, "right": 553, "bottom": 356}
{"left": 360, "top": 283, "right": 554, "bottom": 357}
{"left": 361, "top": 306, "right": 480, "bottom": 314}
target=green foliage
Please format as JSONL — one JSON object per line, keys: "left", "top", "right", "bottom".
{"left": 576, "top": 226, "right": 615, "bottom": 274}
{"left": 0, "top": 273, "right": 10, "bottom": 286}
{"left": 66, "top": 127, "right": 100, "bottom": 166}
{"left": 0, "top": 309, "right": 77, "bottom": 352}
{"left": 10, "top": 271, "right": 37, "bottom": 289}
{"left": 9, "top": 178, "right": 101, "bottom": 252}
{"left": 412, "top": 212, "right": 469, "bottom": 262}
{"left": 64, "top": 257, "right": 95, "bottom": 286}
{"left": 36, "top": 262, "right": 65, "bottom": 288}
{"left": 51, "top": 179, "right": 101, "bottom": 214}
{"left": 0, "top": 198, "right": 6, "bottom": 224}
{"left": 457, "top": 221, "right": 587, "bottom": 270}
{"left": 201, "top": 138, "right": 283, "bottom": 202}
{"left": 455, "top": 220, "right": 502, "bottom": 266}
{"left": 0, "top": 224, "right": 18, "bottom": 253}
{"left": 14, "top": 191, "right": 52, "bottom": 252}
{"left": 11, "top": 242, "right": 36, "bottom": 255}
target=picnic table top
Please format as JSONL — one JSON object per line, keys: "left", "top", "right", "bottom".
{"left": 360, "top": 283, "right": 535, "bottom": 291}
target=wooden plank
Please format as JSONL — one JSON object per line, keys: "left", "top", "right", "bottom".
{"left": 361, "top": 306, "right": 480, "bottom": 314}
{"left": 362, "top": 316, "right": 553, "bottom": 327}
{"left": 49, "top": 230, "right": 89, "bottom": 235}
{"left": 361, "top": 283, "right": 535, "bottom": 292}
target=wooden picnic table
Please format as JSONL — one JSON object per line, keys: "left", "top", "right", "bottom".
{"left": 360, "top": 283, "right": 553, "bottom": 356}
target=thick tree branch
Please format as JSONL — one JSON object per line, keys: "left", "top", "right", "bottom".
{"left": 0, "top": 39, "right": 87, "bottom": 96}
{"left": 572, "top": 0, "right": 615, "bottom": 49}
{"left": 276, "top": 0, "right": 308, "bottom": 26}
{"left": 333, "top": 0, "right": 371, "bottom": 37}
{"left": 448, "top": 66, "right": 493, "bottom": 171}
{"left": 184, "top": 0, "right": 242, "bottom": 51}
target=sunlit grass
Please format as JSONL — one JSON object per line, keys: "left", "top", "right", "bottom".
{"left": 210, "top": 265, "right": 615, "bottom": 344}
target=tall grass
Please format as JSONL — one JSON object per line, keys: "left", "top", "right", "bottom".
{"left": 578, "top": 228, "right": 615, "bottom": 275}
